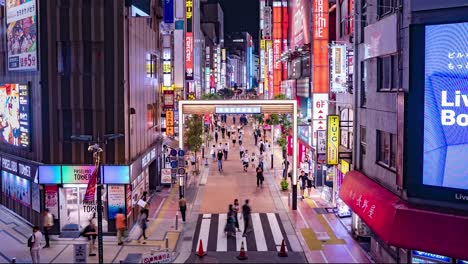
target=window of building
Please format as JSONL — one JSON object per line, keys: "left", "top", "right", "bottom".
{"left": 360, "top": 0, "right": 367, "bottom": 43}
{"left": 147, "top": 104, "right": 155, "bottom": 129}
{"left": 377, "top": 130, "right": 396, "bottom": 170}
{"left": 359, "top": 126, "right": 366, "bottom": 170}
{"left": 360, "top": 61, "right": 367, "bottom": 107}
{"left": 377, "top": 55, "right": 398, "bottom": 91}
{"left": 339, "top": 0, "right": 347, "bottom": 38}
{"left": 146, "top": 53, "right": 157, "bottom": 78}
{"left": 378, "top": 0, "right": 397, "bottom": 18}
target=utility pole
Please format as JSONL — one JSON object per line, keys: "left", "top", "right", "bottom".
{"left": 70, "top": 133, "right": 124, "bottom": 264}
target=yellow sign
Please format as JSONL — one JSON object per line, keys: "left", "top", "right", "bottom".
{"left": 260, "top": 39, "right": 265, "bottom": 50}
{"left": 327, "top": 115, "right": 339, "bottom": 165}
{"left": 166, "top": 110, "right": 174, "bottom": 136}
{"left": 186, "top": 0, "right": 192, "bottom": 19}
{"left": 221, "top": 48, "right": 226, "bottom": 61}
{"left": 340, "top": 160, "right": 349, "bottom": 174}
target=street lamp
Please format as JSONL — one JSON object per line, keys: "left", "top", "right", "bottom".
{"left": 70, "top": 133, "right": 124, "bottom": 264}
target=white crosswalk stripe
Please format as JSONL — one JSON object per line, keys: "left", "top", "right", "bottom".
{"left": 194, "top": 213, "right": 292, "bottom": 252}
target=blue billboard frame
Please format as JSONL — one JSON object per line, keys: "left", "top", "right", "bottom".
{"left": 406, "top": 22, "right": 468, "bottom": 209}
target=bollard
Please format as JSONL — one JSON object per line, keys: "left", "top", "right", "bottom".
{"left": 175, "top": 212, "right": 179, "bottom": 231}
{"left": 271, "top": 154, "right": 274, "bottom": 169}
{"left": 11, "top": 258, "right": 16, "bottom": 264}
{"left": 165, "top": 238, "right": 169, "bottom": 250}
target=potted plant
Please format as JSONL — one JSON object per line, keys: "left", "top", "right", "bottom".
{"left": 280, "top": 178, "right": 289, "bottom": 191}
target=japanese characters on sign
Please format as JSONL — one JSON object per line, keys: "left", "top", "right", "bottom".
{"left": 166, "top": 110, "right": 174, "bottom": 136}
{"left": 185, "top": 0, "right": 193, "bottom": 80}
{"left": 312, "top": 93, "right": 328, "bottom": 146}
{"left": 330, "top": 44, "right": 348, "bottom": 93}
{"left": 326, "top": 115, "right": 339, "bottom": 165}
{"left": 142, "top": 251, "right": 172, "bottom": 264}
{"left": 347, "top": 189, "right": 377, "bottom": 220}
{"left": 317, "top": 130, "right": 326, "bottom": 154}
{"left": 74, "top": 244, "right": 88, "bottom": 263}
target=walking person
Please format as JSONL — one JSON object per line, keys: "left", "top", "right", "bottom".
{"left": 224, "top": 204, "right": 236, "bottom": 237}
{"left": 137, "top": 209, "right": 148, "bottom": 243}
{"left": 256, "top": 165, "right": 264, "bottom": 187}
{"left": 239, "top": 145, "right": 245, "bottom": 159}
{"left": 233, "top": 199, "right": 241, "bottom": 232}
{"left": 282, "top": 158, "right": 290, "bottom": 179}
{"left": 254, "top": 130, "right": 258, "bottom": 146}
{"left": 242, "top": 200, "right": 252, "bottom": 237}
{"left": 115, "top": 208, "right": 126, "bottom": 245}
{"left": 42, "top": 209, "right": 53, "bottom": 248}
{"left": 251, "top": 152, "right": 257, "bottom": 169}
{"left": 217, "top": 150, "right": 224, "bottom": 172}
{"left": 82, "top": 220, "right": 98, "bottom": 256}
{"left": 231, "top": 131, "right": 237, "bottom": 147}
{"left": 238, "top": 132, "right": 243, "bottom": 146}
{"left": 214, "top": 130, "right": 219, "bottom": 143}
{"left": 29, "top": 226, "right": 42, "bottom": 263}
{"left": 299, "top": 170, "right": 307, "bottom": 199}
{"left": 227, "top": 126, "right": 231, "bottom": 138}
{"left": 224, "top": 142, "right": 229, "bottom": 161}
{"left": 233, "top": 115, "right": 236, "bottom": 124}
{"left": 211, "top": 144, "right": 216, "bottom": 161}
{"left": 259, "top": 139, "right": 265, "bottom": 155}
{"left": 242, "top": 150, "right": 250, "bottom": 172}
{"left": 179, "top": 196, "right": 187, "bottom": 222}
{"left": 221, "top": 125, "right": 226, "bottom": 139}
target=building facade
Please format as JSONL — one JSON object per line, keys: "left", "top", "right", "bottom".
{"left": 0, "top": 0, "right": 164, "bottom": 234}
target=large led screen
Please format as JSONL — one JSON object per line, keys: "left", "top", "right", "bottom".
{"left": 0, "top": 84, "right": 31, "bottom": 148}
{"left": 423, "top": 22, "right": 468, "bottom": 191}
{"left": 6, "top": 0, "right": 38, "bottom": 71}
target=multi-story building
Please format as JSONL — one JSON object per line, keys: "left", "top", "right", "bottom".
{"left": 340, "top": 0, "right": 468, "bottom": 262}
{"left": 225, "top": 32, "right": 254, "bottom": 90}
{"left": 0, "top": 0, "right": 164, "bottom": 234}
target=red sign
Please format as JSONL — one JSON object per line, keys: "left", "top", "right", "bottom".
{"left": 290, "top": 0, "right": 311, "bottom": 48}
{"left": 273, "top": 2, "right": 283, "bottom": 96}
{"left": 185, "top": 32, "right": 194, "bottom": 80}
{"left": 163, "top": 90, "right": 174, "bottom": 109}
{"left": 287, "top": 135, "right": 293, "bottom": 156}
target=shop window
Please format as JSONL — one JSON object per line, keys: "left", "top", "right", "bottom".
{"left": 147, "top": 104, "right": 155, "bottom": 129}
{"left": 377, "top": 55, "right": 398, "bottom": 91}
{"left": 360, "top": 61, "right": 367, "bottom": 107}
{"left": 377, "top": 130, "right": 396, "bottom": 170}
{"left": 378, "top": 0, "right": 397, "bottom": 19}
{"left": 360, "top": 126, "right": 366, "bottom": 169}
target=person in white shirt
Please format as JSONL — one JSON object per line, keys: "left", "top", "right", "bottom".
{"left": 42, "top": 209, "right": 53, "bottom": 248}
{"left": 223, "top": 142, "right": 229, "bottom": 160}
{"left": 239, "top": 145, "right": 245, "bottom": 159}
{"left": 30, "top": 226, "right": 43, "bottom": 263}
{"left": 242, "top": 150, "right": 250, "bottom": 172}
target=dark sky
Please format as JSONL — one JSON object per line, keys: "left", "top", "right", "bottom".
{"left": 219, "top": 0, "right": 260, "bottom": 40}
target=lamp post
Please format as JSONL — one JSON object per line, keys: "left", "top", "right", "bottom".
{"left": 70, "top": 133, "right": 124, "bottom": 264}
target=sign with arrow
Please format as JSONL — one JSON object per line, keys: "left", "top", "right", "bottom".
{"left": 312, "top": 93, "right": 329, "bottom": 147}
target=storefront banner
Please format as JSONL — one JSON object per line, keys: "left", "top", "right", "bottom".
{"left": 6, "top": 0, "right": 38, "bottom": 71}
{"left": 31, "top": 182, "right": 40, "bottom": 212}
{"left": 102, "top": 165, "right": 130, "bottom": 184}
{"left": 330, "top": 44, "right": 348, "bottom": 93}
{"left": 38, "top": 165, "right": 61, "bottom": 184}
{"left": 45, "top": 185, "right": 59, "bottom": 218}
{"left": 108, "top": 185, "right": 125, "bottom": 220}
{"left": 62, "top": 165, "right": 98, "bottom": 184}
{"left": 327, "top": 115, "right": 339, "bottom": 165}
{"left": 83, "top": 166, "right": 98, "bottom": 203}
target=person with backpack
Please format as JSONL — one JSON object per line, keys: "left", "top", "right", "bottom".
{"left": 29, "top": 226, "right": 42, "bottom": 263}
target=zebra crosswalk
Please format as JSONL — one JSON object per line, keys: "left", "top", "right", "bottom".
{"left": 192, "top": 213, "right": 293, "bottom": 252}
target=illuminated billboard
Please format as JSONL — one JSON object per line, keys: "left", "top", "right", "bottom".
{"left": 407, "top": 21, "right": 468, "bottom": 206}
{"left": 330, "top": 44, "right": 348, "bottom": 93}
{"left": 185, "top": 0, "right": 194, "bottom": 80}
{"left": 0, "top": 83, "right": 31, "bottom": 148}
{"left": 312, "top": 0, "right": 329, "bottom": 93}
{"left": 6, "top": 0, "right": 38, "bottom": 71}
{"left": 290, "top": 0, "right": 310, "bottom": 48}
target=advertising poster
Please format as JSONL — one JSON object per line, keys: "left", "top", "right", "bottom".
{"left": 44, "top": 185, "right": 59, "bottom": 218}
{"left": 330, "top": 44, "right": 348, "bottom": 93}
{"left": 1, "top": 170, "right": 15, "bottom": 198}
{"left": 327, "top": 115, "right": 339, "bottom": 165}
{"left": 6, "top": 0, "right": 38, "bottom": 71}
{"left": 107, "top": 185, "right": 125, "bottom": 220}
{"left": 423, "top": 22, "right": 468, "bottom": 191}
{"left": 185, "top": 0, "right": 194, "bottom": 80}
{"left": 0, "top": 84, "right": 31, "bottom": 148}
{"left": 31, "top": 182, "right": 40, "bottom": 212}
{"left": 15, "top": 175, "right": 30, "bottom": 206}
{"left": 161, "top": 168, "right": 172, "bottom": 184}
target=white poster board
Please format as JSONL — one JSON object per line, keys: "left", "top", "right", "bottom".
{"left": 142, "top": 251, "right": 173, "bottom": 263}
{"left": 74, "top": 244, "right": 88, "bottom": 263}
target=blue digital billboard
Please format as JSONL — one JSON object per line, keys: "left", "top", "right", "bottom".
{"left": 423, "top": 22, "right": 468, "bottom": 191}
{"left": 406, "top": 21, "right": 468, "bottom": 207}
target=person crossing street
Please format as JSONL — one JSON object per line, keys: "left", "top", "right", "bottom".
{"left": 217, "top": 150, "right": 224, "bottom": 172}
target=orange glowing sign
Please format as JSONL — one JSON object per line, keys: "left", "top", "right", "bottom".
{"left": 313, "top": 0, "right": 329, "bottom": 93}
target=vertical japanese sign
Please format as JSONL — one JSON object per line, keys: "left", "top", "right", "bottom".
{"left": 166, "top": 110, "right": 174, "bottom": 136}
{"left": 327, "top": 115, "right": 339, "bottom": 165}
{"left": 260, "top": 40, "right": 265, "bottom": 80}
{"left": 185, "top": 0, "right": 194, "bottom": 80}
{"left": 163, "top": 0, "right": 174, "bottom": 23}
{"left": 272, "top": 0, "right": 282, "bottom": 96}
{"left": 330, "top": 44, "right": 348, "bottom": 93}
{"left": 6, "top": 0, "right": 37, "bottom": 71}
{"left": 163, "top": 47, "right": 172, "bottom": 88}
{"left": 312, "top": 93, "right": 328, "bottom": 146}
{"left": 313, "top": 0, "right": 329, "bottom": 93}
{"left": 263, "top": 6, "right": 272, "bottom": 40}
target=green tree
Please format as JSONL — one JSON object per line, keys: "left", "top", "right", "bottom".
{"left": 201, "top": 93, "right": 222, "bottom": 100}
{"left": 274, "top": 94, "right": 288, "bottom": 100}
{"left": 252, "top": 113, "right": 265, "bottom": 125}
{"left": 217, "top": 88, "right": 234, "bottom": 99}
{"left": 185, "top": 114, "right": 203, "bottom": 172}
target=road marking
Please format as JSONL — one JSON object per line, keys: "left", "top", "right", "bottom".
{"left": 267, "top": 213, "right": 286, "bottom": 252}
{"left": 198, "top": 217, "right": 211, "bottom": 252}
{"left": 320, "top": 250, "right": 329, "bottom": 263}
{"left": 251, "top": 213, "right": 268, "bottom": 251}
{"left": 344, "top": 244, "right": 358, "bottom": 263}
{"left": 217, "top": 213, "right": 227, "bottom": 251}
{"left": 236, "top": 214, "right": 246, "bottom": 251}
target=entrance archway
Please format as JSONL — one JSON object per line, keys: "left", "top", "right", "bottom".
{"left": 178, "top": 99, "right": 299, "bottom": 209}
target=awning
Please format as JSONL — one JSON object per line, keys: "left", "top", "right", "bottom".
{"left": 339, "top": 171, "right": 468, "bottom": 260}
{"left": 163, "top": 137, "right": 179, "bottom": 150}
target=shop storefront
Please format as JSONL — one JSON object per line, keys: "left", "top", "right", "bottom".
{"left": 38, "top": 165, "right": 130, "bottom": 234}
{"left": 339, "top": 171, "right": 468, "bottom": 261}
{"left": 129, "top": 147, "right": 158, "bottom": 226}
{"left": 0, "top": 155, "right": 41, "bottom": 226}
